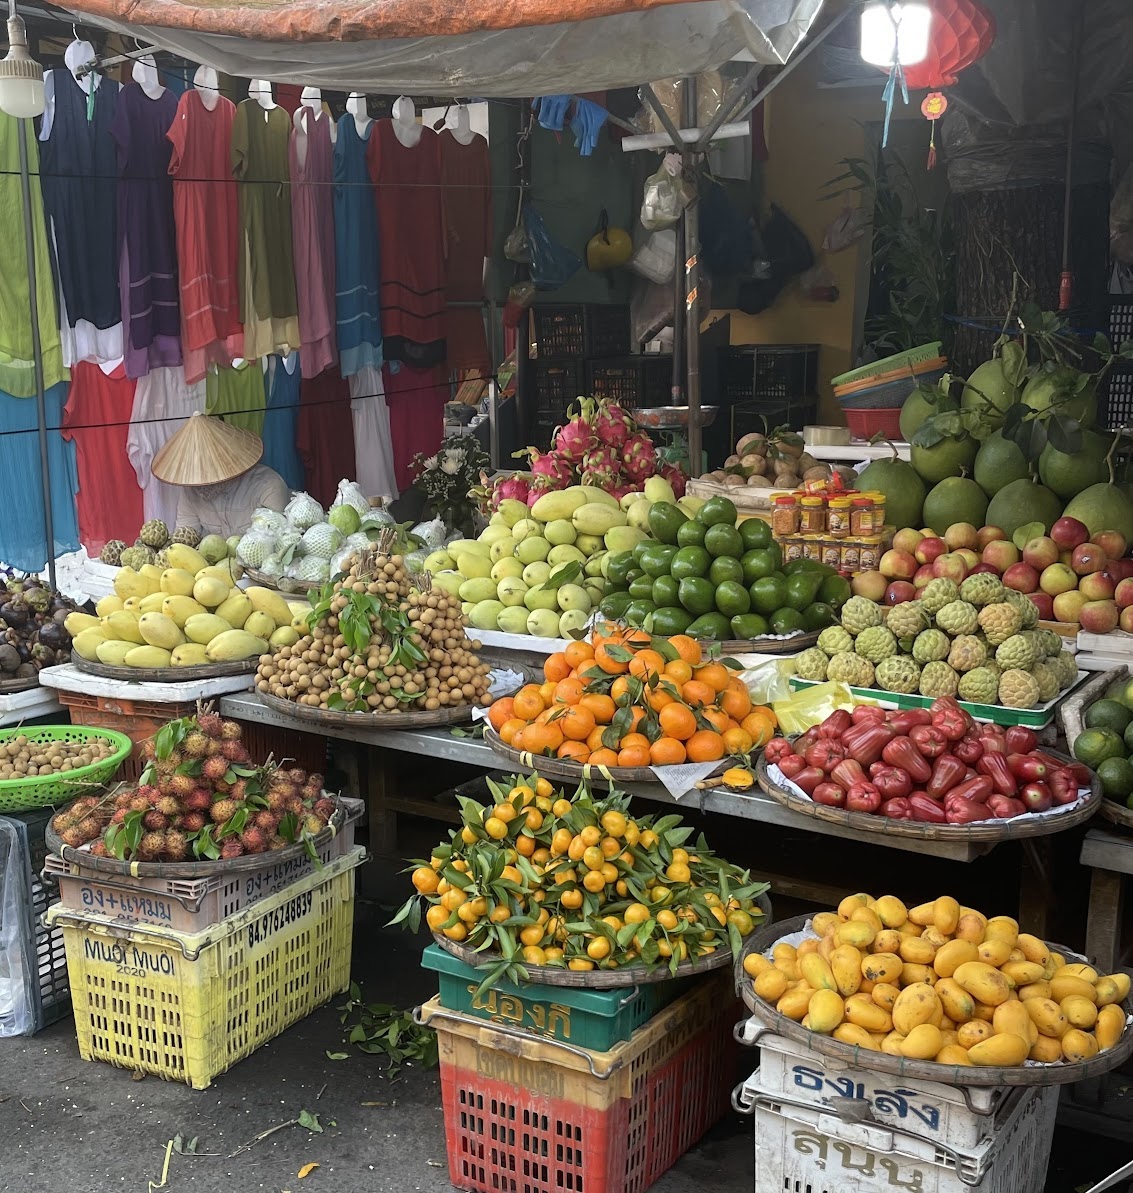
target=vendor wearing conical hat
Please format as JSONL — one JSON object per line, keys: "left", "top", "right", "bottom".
{"left": 151, "top": 413, "right": 290, "bottom": 538}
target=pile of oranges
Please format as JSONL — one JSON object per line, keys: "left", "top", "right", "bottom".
{"left": 487, "top": 624, "right": 777, "bottom": 768}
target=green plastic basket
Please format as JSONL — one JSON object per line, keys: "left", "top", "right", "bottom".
{"left": 830, "top": 341, "right": 943, "bottom": 388}
{"left": 0, "top": 725, "right": 133, "bottom": 813}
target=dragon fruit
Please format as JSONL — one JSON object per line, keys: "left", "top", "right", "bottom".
{"left": 551, "top": 398, "right": 597, "bottom": 464}
{"left": 660, "top": 461, "right": 688, "bottom": 499}
{"left": 581, "top": 444, "right": 621, "bottom": 490}
{"left": 611, "top": 482, "right": 638, "bottom": 502}
{"left": 490, "top": 473, "right": 531, "bottom": 510}
{"left": 527, "top": 448, "right": 575, "bottom": 497}
{"left": 622, "top": 431, "right": 658, "bottom": 485}
{"left": 593, "top": 400, "right": 636, "bottom": 450}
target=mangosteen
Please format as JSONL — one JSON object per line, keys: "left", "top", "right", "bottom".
{"left": 38, "top": 622, "right": 65, "bottom": 651}
{"left": 0, "top": 644, "right": 20, "bottom": 672}
{"left": 53, "top": 608, "right": 68, "bottom": 626}
{"left": 15, "top": 663, "right": 35, "bottom": 678}
{"left": 15, "top": 644, "right": 30, "bottom": 664}
{"left": 24, "top": 587, "right": 50, "bottom": 614}
{"left": 0, "top": 601, "right": 28, "bottom": 627}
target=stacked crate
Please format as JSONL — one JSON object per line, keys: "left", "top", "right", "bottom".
{"left": 723, "top": 344, "right": 820, "bottom": 439}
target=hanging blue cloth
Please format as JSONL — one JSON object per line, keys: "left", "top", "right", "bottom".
{"left": 0, "top": 384, "right": 79, "bottom": 572}
{"left": 262, "top": 355, "right": 304, "bottom": 491}
{"left": 333, "top": 115, "right": 383, "bottom": 377}
{"left": 532, "top": 95, "right": 571, "bottom": 133}
{"left": 570, "top": 98, "right": 608, "bottom": 156}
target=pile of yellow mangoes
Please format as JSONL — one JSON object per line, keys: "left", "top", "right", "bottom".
{"left": 743, "top": 893, "right": 1129, "bottom": 1067}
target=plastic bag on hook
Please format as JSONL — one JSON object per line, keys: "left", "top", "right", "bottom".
{"left": 641, "top": 153, "right": 692, "bottom": 231}
{"left": 524, "top": 204, "right": 582, "bottom": 290}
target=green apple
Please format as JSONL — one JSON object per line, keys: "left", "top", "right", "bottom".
{"left": 515, "top": 536, "right": 551, "bottom": 565}
{"left": 545, "top": 519, "right": 577, "bottom": 547}
{"left": 491, "top": 557, "right": 524, "bottom": 581}
{"left": 432, "top": 570, "right": 463, "bottom": 596}
{"left": 496, "top": 605, "right": 530, "bottom": 634}
{"left": 522, "top": 561, "right": 552, "bottom": 586}
{"left": 511, "top": 518, "right": 544, "bottom": 541}
{"left": 526, "top": 608, "right": 563, "bottom": 638}
{"left": 523, "top": 584, "right": 559, "bottom": 612}
{"left": 469, "top": 600, "right": 504, "bottom": 631}
{"left": 496, "top": 576, "right": 529, "bottom": 607}
{"left": 556, "top": 583, "right": 592, "bottom": 613}
{"left": 423, "top": 549, "right": 454, "bottom": 574}
{"left": 490, "top": 538, "right": 517, "bottom": 564}
{"left": 548, "top": 544, "right": 586, "bottom": 568}
{"left": 558, "top": 609, "right": 590, "bottom": 637}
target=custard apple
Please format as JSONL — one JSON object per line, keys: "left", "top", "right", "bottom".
{"left": 826, "top": 652, "right": 875, "bottom": 687}
{"left": 817, "top": 626, "right": 854, "bottom": 656}
{"left": 886, "top": 601, "right": 929, "bottom": 639}
{"left": 958, "top": 666, "right": 1001, "bottom": 703}
{"left": 1041, "top": 629, "right": 1065, "bottom": 658}
{"left": 935, "top": 600, "right": 979, "bottom": 637}
{"left": 920, "top": 578, "right": 960, "bottom": 616}
{"left": 920, "top": 660, "right": 960, "bottom": 699}
{"left": 947, "top": 634, "right": 987, "bottom": 673}
{"left": 856, "top": 625, "right": 898, "bottom": 663}
{"left": 1002, "top": 588, "right": 1039, "bottom": 630}
{"left": 998, "top": 668, "right": 1040, "bottom": 709}
{"left": 99, "top": 539, "right": 126, "bottom": 566}
{"left": 841, "top": 596, "right": 885, "bottom": 636}
{"left": 1055, "top": 650, "right": 1079, "bottom": 688}
{"left": 977, "top": 602, "right": 1022, "bottom": 646}
{"left": 912, "top": 628, "right": 951, "bottom": 664}
{"left": 1031, "top": 659, "right": 1061, "bottom": 703}
{"left": 959, "top": 573, "right": 1005, "bottom": 607}
{"left": 170, "top": 526, "right": 202, "bottom": 548}
{"left": 995, "top": 634, "right": 1036, "bottom": 672}
{"left": 120, "top": 544, "right": 154, "bottom": 570}
{"left": 154, "top": 549, "right": 170, "bottom": 569}
{"left": 793, "top": 648, "right": 830, "bottom": 682}
{"left": 138, "top": 519, "right": 170, "bottom": 549}
{"left": 875, "top": 655, "right": 921, "bottom": 694}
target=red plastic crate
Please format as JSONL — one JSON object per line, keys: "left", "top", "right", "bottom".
{"left": 843, "top": 406, "right": 904, "bottom": 441}
{"left": 420, "top": 971, "right": 737, "bottom": 1193}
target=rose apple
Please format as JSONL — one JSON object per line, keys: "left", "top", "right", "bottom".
{"left": 851, "top": 570, "right": 889, "bottom": 601}
{"left": 915, "top": 537, "right": 947, "bottom": 565}
{"left": 956, "top": 549, "right": 981, "bottom": 569}
{"left": 1051, "top": 517, "right": 1090, "bottom": 550}
{"left": 1052, "top": 589, "right": 1089, "bottom": 624}
{"left": 1002, "top": 562, "right": 1040, "bottom": 593}
{"left": 885, "top": 581, "right": 917, "bottom": 605}
{"left": 977, "top": 525, "right": 1007, "bottom": 549}
{"left": 1039, "top": 562, "right": 1079, "bottom": 596}
{"left": 933, "top": 553, "right": 969, "bottom": 583}
{"left": 982, "top": 540, "right": 1021, "bottom": 572}
{"left": 1079, "top": 571, "right": 1116, "bottom": 601}
{"left": 1079, "top": 599, "right": 1120, "bottom": 634}
{"left": 969, "top": 563, "right": 1000, "bottom": 576}
{"left": 892, "top": 528, "right": 925, "bottom": 555}
{"left": 879, "top": 549, "right": 919, "bottom": 580}
{"left": 1020, "top": 782, "right": 1052, "bottom": 813}
{"left": 1022, "top": 536, "right": 1059, "bottom": 570}
{"left": 912, "top": 564, "right": 936, "bottom": 589}
{"left": 1027, "top": 591, "right": 1055, "bottom": 619}
{"left": 944, "top": 522, "right": 980, "bottom": 551}
{"left": 1121, "top": 607, "right": 1133, "bottom": 633}
{"left": 1071, "top": 543, "right": 1107, "bottom": 576}
{"left": 1092, "top": 530, "right": 1128, "bottom": 560}
{"left": 1115, "top": 578, "right": 1133, "bottom": 610}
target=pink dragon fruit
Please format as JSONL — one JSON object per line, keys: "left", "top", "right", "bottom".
{"left": 610, "top": 482, "right": 638, "bottom": 502}
{"left": 622, "top": 431, "right": 658, "bottom": 486}
{"left": 592, "top": 400, "right": 636, "bottom": 450}
{"left": 660, "top": 461, "right": 688, "bottom": 499}
{"left": 490, "top": 472, "right": 531, "bottom": 510}
{"left": 526, "top": 448, "right": 575, "bottom": 497}
{"left": 580, "top": 444, "right": 620, "bottom": 490}
{"left": 552, "top": 399, "right": 597, "bottom": 464}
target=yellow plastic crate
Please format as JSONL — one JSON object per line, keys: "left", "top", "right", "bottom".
{"left": 48, "top": 847, "right": 364, "bottom": 1089}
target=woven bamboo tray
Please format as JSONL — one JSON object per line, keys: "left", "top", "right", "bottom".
{"left": 736, "top": 913, "right": 1133, "bottom": 1087}
{"left": 755, "top": 749, "right": 1100, "bottom": 843}
{"left": 712, "top": 629, "right": 820, "bottom": 656}
{"left": 70, "top": 651, "right": 256, "bottom": 683}
{"left": 257, "top": 689, "right": 480, "bottom": 729}
{"left": 485, "top": 726, "right": 661, "bottom": 783}
{"left": 1060, "top": 665, "right": 1133, "bottom": 830}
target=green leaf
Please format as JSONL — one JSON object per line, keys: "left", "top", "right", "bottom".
{"left": 1005, "top": 417, "right": 1047, "bottom": 459}
{"left": 910, "top": 417, "right": 946, "bottom": 449}
{"left": 1046, "top": 414, "right": 1082, "bottom": 455}
{"left": 298, "top": 1110, "right": 323, "bottom": 1133}
{"left": 1000, "top": 340, "right": 1027, "bottom": 388}
{"left": 542, "top": 562, "right": 582, "bottom": 591}
{"left": 325, "top": 1051, "right": 349, "bottom": 1061}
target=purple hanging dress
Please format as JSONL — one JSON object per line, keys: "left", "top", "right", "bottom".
{"left": 110, "top": 83, "right": 181, "bottom": 378}
{"left": 289, "top": 108, "right": 337, "bottom": 379}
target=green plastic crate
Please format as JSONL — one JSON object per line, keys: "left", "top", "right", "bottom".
{"left": 421, "top": 944, "right": 692, "bottom": 1050}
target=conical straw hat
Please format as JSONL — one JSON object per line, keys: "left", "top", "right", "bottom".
{"left": 151, "top": 412, "right": 264, "bottom": 486}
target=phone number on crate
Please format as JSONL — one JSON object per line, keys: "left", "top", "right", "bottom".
{"left": 247, "top": 890, "right": 314, "bottom": 949}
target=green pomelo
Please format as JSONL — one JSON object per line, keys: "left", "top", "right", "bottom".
{"left": 854, "top": 454, "right": 926, "bottom": 532}
{"left": 909, "top": 435, "right": 978, "bottom": 486}
{"left": 973, "top": 430, "right": 1030, "bottom": 497}
{"left": 984, "top": 478, "right": 1063, "bottom": 538}
{"left": 899, "top": 387, "right": 958, "bottom": 444}
{"left": 922, "top": 477, "right": 990, "bottom": 537}
{"left": 1037, "top": 429, "right": 1112, "bottom": 500}
{"left": 1062, "top": 483, "right": 1133, "bottom": 543}
{"left": 1021, "top": 366, "right": 1098, "bottom": 425}
{"left": 960, "top": 358, "right": 1020, "bottom": 427}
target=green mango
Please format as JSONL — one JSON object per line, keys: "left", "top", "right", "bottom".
{"left": 685, "top": 612, "right": 732, "bottom": 641}
{"left": 650, "top": 606, "right": 694, "bottom": 636}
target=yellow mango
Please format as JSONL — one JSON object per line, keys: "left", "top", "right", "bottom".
{"left": 244, "top": 585, "right": 294, "bottom": 627}
{"left": 968, "top": 1032, "right": 1029, "bottom": 1067}
{"left": 921, "top": 927, "right": 951, "bottom": 950}
{"left": 112, "top": 566, "right": 148, "bottom": 600}
{"left": 955, "top": 912, "right": 987, "bottom": 944}
{"left": 1017, "top": 980, "right": 1052, "bottom": 1002}
{"left": 880, "top": 1032, "right": 906, "bottom": 1056}
{"left": 850, "top": 906, "right": 883, "bottom": 936}
{"left": 1105, "top": 972, "right": 1131, "bottom": 1001}
{"left": 939, "top": 1026, "right": 957, "bottom": 1045}
{"left": 776, "top": 988, "right": 811, "bottom": 1021}
{"left": 1001, "top": 961, "right": 1046, "bottom": 987}
{"left": 899, "top": 937, "right": 936, "bottom": 966}
{"left": 742, "top": 953, "right": 771, "bottom": 979}
{"left": 908, "top": 901, "right": 936, "bottom": 927}
{"left": 1050, "top": 976, "right": 1097, "bottom": 1005}
{"left": 977, "top": 939, "right": 1012, "bottom": 968}
{"left": 892, "top": 983, "right": 940, "bottom": 1035}
{"left": 953, "top": 962, "right": 1013, "bottom": 1007}
{"left": 872, "top": 983, "right": 900, "bottom": 1011}
{"left": 165, "top": 543, "right": 208, "bottom": 573}
{"left": 1094, "top": 976, "right": 1127, "bottom": 1007}
{"left": 1062, "top": 1028, "right": 1100, "bottom": 1063}
{"left": 812, "top": 911, "right": 841, "bottom": 937}
{"left": 754, "top": 969, "right": 789, "bottom": 1002}
{"left": 64, "top": 611, "right": 100, "bottom": 637}
{"left": 1015, "top": 933, "right": 1050, "bottom": 967}
{"left": 1055, "top": 962, "right": 1098, "bottom": 983}
{"left": 817, "top": 932, "right": 837, "bottom": 963}
{"left": 161, "top": 596, "right": 207, "bottom": 628}
{"left": 872, "top": 930, "right": 902, "bottom": 955}
{"left": 184, "top": 613, "right": 234, "bottom": 646}
{"left": 244, "top": 610, "right": 276, "bottom": 640}
{"left": 1096, "top": 1004, "right": 1125, "bottom": 1052}
{"left": 830, "top": 945, "right": 863, "bottom": 998}
{"left": 94, "top": 594, "right": 124, "bottom": 617}
{"left": 1025, "top": 997, "right": 1069, "bottom": 1038}
{"left": 214, "top": 591, "right": 253, "bottom": 629}
{"left": 206, "top": 629, "right": 269, "bottom": 663}
{"left": 122, "top": 597, "right": 143, "bottom": 613}
{"left": 800, "top": 953, "right": 837, "bottom": 992}
{"left": 1049, "top": 952, "right": 1067, "bottom": 970}
{"left": 935, "top": 978, "right": 976, "bottom": 1024}
{"left": 837, "top": 893, "right": 870, "bottom": 920}
{"left": 193, "top": 576, "right": 230, "bottom": 609}
{"left": 873, "top": 895, "right": 908, "bottom": 929}
{"left": 934, "top": 939, "right": 979, "bottom": 979}
{"left": 159, "top": 568, "right": 197, "bottom": 597}
{"left": 898, "top": 921, "right": 924, "bottom": 938}
{"left": 833, "top": 1023, "right": 880, "bottom": 1050}
{"left": 859, "top": 977, "right": 876, "bottom": 994}
{"left": 1006, "top": 948, "right": 1026, "bottom": 964}
{"left": 971, "top": 1002, "right": 996, "bottom": 1022}
{"left": 138, "top": 612, "right": 185, "bottom": 650}
{"left": 138, "top": 565, "right": 163, "bottom": 593}
{"left": 936, "top": 1044, "right": 974, "bottom": 1066}
{"left": 105, "top": 611, "right": 144, "bottom": 644}
{"left": 139, "top": 593, "right": 167, "bottom": 615}
{"left": 124, "top": 645, "right": 172, "bottom": 668}
{"left": 170, "top": 644, "right": 209, "bottom": 667}
{"left": 933, "top": 896, "right": 960, "bottom": 936}
{"left": 95, "top": 639, "right": 134, "bottom": 667}
{"left": 984, "top": 916, "right": 1019, "bottom": 948}
{"left": 1029, "top": 1034, "right": 1063, "bottom": 1063}
{"left": 993, "top": 1002, "right": 1037, "bottom": 1046}
{"left": 861, "top": 952, "right": 902, "bottom": 985}
{"left": 1061, "top": 996, "right": 1098, "bottom": 1030}
{"left": 957, "top": 1020, "right": 994, "bottom": 1049}
{"left": 774, "top": 957, "right": 801, "bottom": 982}
{"left": 796, "top": 939, "right": 820, "bottom": 960}
{"left": 900, "top": 1023, "right": 943, "bottom": 1060}
{"left": 72, "top": 628, "right": 109, "bottom": 661}
{"left": 269, "top": 626, "right": 300, "bottom": 648}
{"left": 844, "top": 995, "right": 892, "bottom": 1033}
{"left": 835, "top": 921, "right": 876, "bottom": 949}
{"left": 901, "top": 964, "right": 937, "bottom": 988}
{"left": 807, "top": 989, "right": 844, "bottom": 1034}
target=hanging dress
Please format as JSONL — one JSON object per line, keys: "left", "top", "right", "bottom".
{"left": 290, "top": 109, "right": 337, "bottom": 379}
{"left": 333, "top": 116, "right": 382, "bottom": 377}
{"left": 348, "top": 364, "right": 398, "bottom": 500}
{"left": 167, "top": 89, "right": 243, "bottom": 384}
{"left": 232, "top": 101, "right": 300, "bottom": 361}
{"left": 297, "top": 368, "right": 357, "bottom": 507}
{"left": 62, "top": 362, "right": 144, "bottom": 555}
{"left": 205, "top": 360, "right": 266, "bottom": 436}
{"left": 0, "top": 384, "right": 79, "bottom": 572}
{"left": 367, "top": 122, "right": 447, "bottom": 367}
{"left": 263, "top": 355, "right": 305, "bottom": 490}
{"left": 383, "top": 362, "right": 447, "bottom": 493}
{"left": 126, "top": 365, "right": 205, "bottom": 527}
{"left": 110, "top": 83, "right": 182, "bottom": 379}
{"left": 440, "top": 129, "right": 493, "bottom": 375}
{"left": 38, "top": 68, "right": 123, "bottom": 365}
{"left": 0, "top": 115, "right": 67, "bottom": 398}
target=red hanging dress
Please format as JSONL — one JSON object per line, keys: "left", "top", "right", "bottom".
{"left": 439, "top": 129, "right": 492, "bottom": 374}
{"left": 383, "top": 362, "right": 447, "bottom": 492}
{"left": 297, "top": 368, "right": 357, "bottom": 508}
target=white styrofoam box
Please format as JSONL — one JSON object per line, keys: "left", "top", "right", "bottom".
{"left": 465, "top": 628, "right": 569, "bottom": 655}
{"left": 37, "top": 663, "right": 255, "bottom": 702}
{"left": 749, "top": 1081, "right": 1058, "bottom": 1193}
{"left": 1078, "top": 630, "right": 1133, "bottom": 656}
{"left": 1075, "top": 654, "right": 1133, "bottom": 673}
{"left": 738, "top": 1028, "right": 1006, "bottom": 1151}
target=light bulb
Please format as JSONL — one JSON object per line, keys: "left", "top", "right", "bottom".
{"left": 0, "top": 15, "right": 45, "bottom": 119}
{"left": 860, "top": 2, "right": 931, "bottom": 69}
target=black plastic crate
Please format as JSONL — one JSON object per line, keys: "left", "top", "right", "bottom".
{"left": 1110, "top": 296, "right": 1133, "bottom": 351}
{"left": 731, "top": 397, "right": 818, "bottom": 442}
{"left": 0, "top": 808, "right": 69, "bottom": 1033}
{"left": 1102, "top": 364, "right": 1133, "bottom": 429}
{"left": 530, "top": 360, "right": 585, "bottom": 417}
{"left": 721, "top": 344, "right": 819, "bottom": 406}
{"left": 532, "top": 304, "right": 631, "bottom": 359}
{"left": 587, "top": 355, "right": 674, "bottom": 410}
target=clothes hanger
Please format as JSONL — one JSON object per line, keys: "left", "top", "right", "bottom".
{"left": 248, "top": 78, "right": 275, "bottom": 116}
{"left": 347, "top": 92, "right": 371, "bottom": 136}
{"left": 131, "top": 42, "right": 164, "bottom": 99}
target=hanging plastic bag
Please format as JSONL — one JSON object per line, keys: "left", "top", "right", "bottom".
{"left": 504, "top": 220, "right": 531, "bottom": 264}
{"left": 586, "top": 210, "right": 633, "bottom": 271}
{"left": 822, "top": 202, "right": 870, "bottom": 253}
{"left": 502, "top": 281, "right": 536, "bottom": 329}
{"left": 523, "top": 204, "right": 582, "bottom": 291}
{"left": 641, "top": 153, "right": 691, "bottom": 231}
{"left": 629, "top": 229, "right": 676, "bottom": 284}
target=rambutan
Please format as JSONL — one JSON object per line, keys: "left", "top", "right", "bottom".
{"left": 137, "top": 831, "right": 166, "bottom": 861}
{"left": 183, "top": 731, "right": 210, "bottom": 758}
{"left": 111, "top": 808, "right": 127, "bottom": 825}
{"left": 184, "top": 788, "right": 211, "bottom": 812}
{"left": 202, "top": 756, "right": 229, "bottom": 782}
{"left": 302, "top": 814, "right": 323, "bottom": 837}
{"left": 157, "top": 795, "right": 181, "bottom": 817}
{"left": 269, "top": 835, "right": 287, "bottom": 851}
{"left": 52, "top": 811, "right": 75, "bottom": 832}
{"left": 267, "top": 790, "right": 289, "bottom": 812}
{"left": 286, "top": 797, "right": 304, "bottom": 816}
{"left": 154, "top": 759, "right": 176, "bottom": 779}
{"left": 270, "top": 780, "right": 298, "bottom": 800}
{"left": 170, "top": 773, "right": 195, "bottom": 798}
{"left": 221, "top": 741, "right": 250, "bottom": 764}
{"left": 142, "top": 739, "right": 157, "bottom": 761}
{"left": 253, "top": 810, "right": 278, "bottom": 832}
{"left": 306, "top": 773, "right": 324, "bottom": 790}
{"left": 314, "top": 798, "right": 337, "bottom": 822}
{"left": 130, "top": 794, "right": 149, "bottom": 812}
{"left": 288, "top": 768, "right": 308, "bottom": 785}
{"left": 90, "top": 841, "right": 109, "bottom": 858}
{"left": 210, "top": 799, "right": 237, "bottom": 824}
{"left": 167, "top": 750, "right": 184, "bottom": 769}
{"left": 240, "top": 826, "right": 269, "bottom": 854}
{"left": 180, "top": 811, "right": 206, "bottom": 833}
{"left": 164, "top": 831, "right": 188, "bottom": 862}
{"left": 206, "top": 739, "right": 224, "bottom": 757}
{"left": 197, "top": 711, "right": 223, "bottom": 738}
{"left": 143, "top": 811, "right": 169, "bottom": 831}
{"left": 60, "top": 827, "right": 84, "bottom": 848}
{"left": 220, "top": 720, "right": 242, "bottom": 742}
{"left": 219, "top": 839, "right": 245, "bottom": 859}
{"left": 73, "top": 817, "right": 99, "bottom": 841}
{"left": 229, "top": 779, "right": 247, "bottom": 802}
{"left": 212, "top": 780, "right": 232, "bottom": 796}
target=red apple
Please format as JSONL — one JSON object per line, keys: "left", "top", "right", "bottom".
{"left": 1121, "top": 607, "right": 1133, "bottom": 633}
{"left": 933, "top": 553, "right": 968, "bottom": 583}
{"left": 1022, "top": 536, "right": 1059, "bottom": 570}
{"left": 892, "top": 528, "right": 925, "bottom": 555}
{"left": 1115, "top": 578, "right": 1133, "bottom": 610}
{"left": 1051, "top": 517, "right": 1090, "bottom": 550}
{"left": 1052, "top": 590, "right": 1089, "bottom": 624}
{"left": 969, "top": 563, "right": 1000, "bottom": 576}
{"left": 1020, "top": 782, "right": 1052, "bottom": 813}
{"left": 944, "top": 522, "right": 980, "bottom": 551}
{"left": 981, "top": 540, "right": 1020, "bottom": 573}
{"left": 1106, "top": 559, "right": 1133, "bottom": 583}
{"left": 956, "top": 549, "right": 981, "bottom": 569}
{"left": 1092, "top": 530, "right": 1128, "bottom": 560}
{"left": 977, "top": 525, "right": 1007, "bottom": 549}
{"left": 1079, "top": 599, "right": 1120, "bottom": 634}
{"left": 915, "top": 537, "right": 947, "bottom": 565}
{"left": 885, "top": 581, "right": 917, "bottom": 605}
{"left": 913, "top": 564, "right": 936, "bottom": 589}
{"left": 1079, "top": 571, "right": 1116, "bottom": 601}
{"left": 851, "top": 570, "right": 888, "bottom": 601}
{"left": 1040, "top": 563, "right": 1079, "bottom": 596}
{"left": 1027, "top": 591, "right": 1055, "bottom": 619}
{"left": 879, "top": 549, "right": 919, "bottom": 580}
{"left": 1071, "top": 543, "right": 1107, "bottom": 576}
{"left": 1002, "top": 562, "right": 1040, "bottom": 593}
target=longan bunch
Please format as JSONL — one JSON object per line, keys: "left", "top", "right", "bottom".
{"left": 0, "top": 733, "right": 116, "bottom": 780}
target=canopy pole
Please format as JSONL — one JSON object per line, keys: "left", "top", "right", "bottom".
{"left": 682, "top": 76, "right": 702, "bottom": 478}
{"left": 17, "top": 118, "right": 56, "bottom": 590}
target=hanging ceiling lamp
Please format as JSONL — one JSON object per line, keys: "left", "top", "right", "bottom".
{"left": 0, "top": 8, "right": 45, "bottom": 119}
{"left": 861, "top": 2, "right": 932, "bottom": 148}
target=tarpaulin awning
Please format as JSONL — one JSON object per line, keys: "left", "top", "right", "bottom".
{"left": 61, "top": 0, "right": 826, "bottom": 96}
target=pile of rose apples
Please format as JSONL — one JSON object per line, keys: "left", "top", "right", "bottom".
{"left": 852, "top": 517, "right": 1131, "bottom": 632}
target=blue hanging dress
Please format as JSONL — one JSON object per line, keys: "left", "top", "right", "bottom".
{"left": 333, "top": 115, "right": 382, "bottom": 377}
{"left": 262, "top": 355, "right": 304, "bottom": 491}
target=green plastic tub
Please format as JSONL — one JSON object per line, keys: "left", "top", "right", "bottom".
{"left": 0, "top": 725, "right": 132, "bottom": 813}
